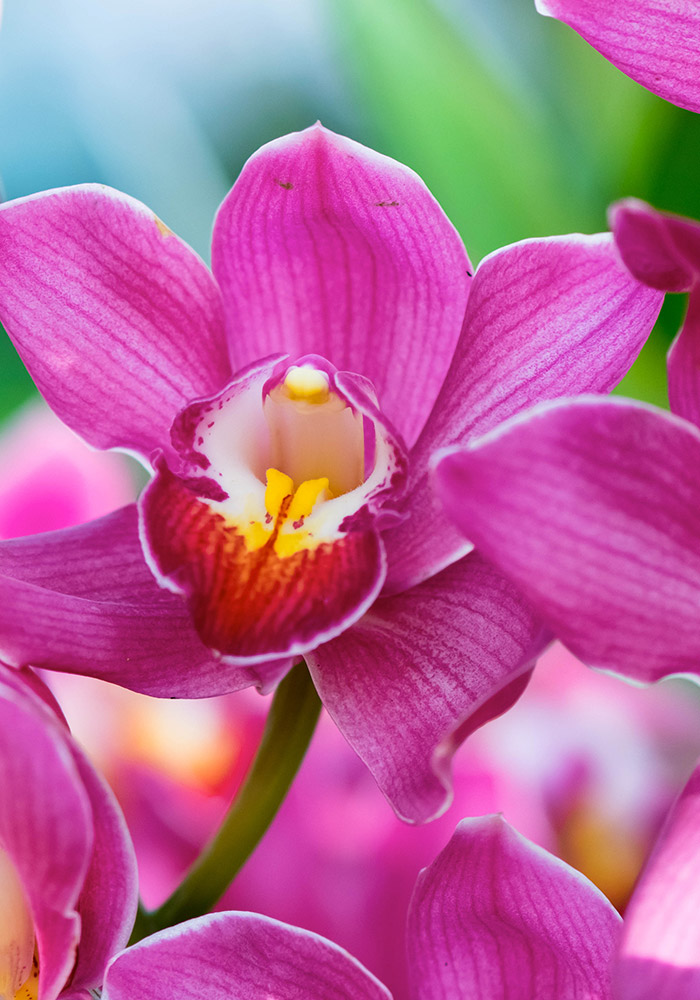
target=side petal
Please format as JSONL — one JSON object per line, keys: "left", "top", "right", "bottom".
{"left": 211, "top": 124, "right": 471, "bottom": 446}
{"left": 307, "top": 554, "right": 548, "bottom": 823}
{"left": 610, "top": 199, "right": 700, "bottom": 429}
{"left": 0, "top": 667, "right": 93, "bottom": 1000}
{"left": 535, "top": 0, "right": 700, "bottom": 111}
{"left": 407, "top": 816, "right": 619, "bottom": 999}
{"left": 102, "top": 912, "right": 392, "bottom": 1000}
{"left": 610, "top": 199, "right": 700, "bottom": 293}
{"left": 668, "top": 291, "right": 700, "bottom": 431}
{"left": 435, "top": 396, "right": 700, "bottom": 683}
{"left": 615, "top": 763, "right": 700, "bottom": 1000}
{"left": 0, "top": 185, "right": 231, "bottom": 461}
{"left": 0, "top": 506, "right": 289, "bottom": 697}
{"left": 535, "top": 0, "right": 700, "bottom": 114}
{"left": 65, "top": 744, "right": 138, "bottom": 996}
{"left": 383, "top": 234, "right": 662, "bottom": 593}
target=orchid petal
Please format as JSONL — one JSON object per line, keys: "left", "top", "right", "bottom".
{"left": 407, "top": 816, "right": 619, "bottom": 999}
{"left": 383, "top": 234, "right": 662, "bottom": 593}
{"left": 615, "top": 763, "right": 700, "bottom": 1000}
{"left": 0, "top": 185, "right": 231, "bottom": 461}
{"left": 610, "top": 199, "right": 700, "bottom": 293}
{"left": 102, "top": 912, "right": 392, "bottom": 1000}
{"left": 0, "top": 506, "right": 289, "bottom": 697}
{"left": 668, "top": 291, "right": 700, "bottom": 431}
{"left": 0, "top": 667, "right": 93, "bottom": 1000}
{"left": 535, "top": 0, "right": 700, "bottom": 114}
{"left": 435, "top": 397, "right": 700, "bottom": 683}
{"left": 65, "top": 744, "right": 138, "bottom": 995}
{"left": 610, "top": 199, "right": 700, "bottom": 429}
{"left": 307, "top": 554, "right": 548, "bottom": 823}
{"left": 211, "top": 124, "right": 471, "bottom": 446}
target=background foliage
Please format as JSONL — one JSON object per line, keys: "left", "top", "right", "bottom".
{"left": 1, "top": 0, "right": 698, "bottom": 415}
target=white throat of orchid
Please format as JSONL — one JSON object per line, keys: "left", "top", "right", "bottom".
{"left": 0, "top": 847, "right": 37, "bottom": 1000}
{"left": 199, "top": 362, "right": 368, "bottom": 559}
{"left": 264, "top": 365, "right": 364, "bottom": 495}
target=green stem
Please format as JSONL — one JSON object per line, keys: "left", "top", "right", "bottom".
{"left": 129, "top": 660, "right": 321, "bottom": 943}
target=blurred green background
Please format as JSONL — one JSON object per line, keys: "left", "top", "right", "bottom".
{"left": 0, "top": 0, "right": 696, "bottom": 418}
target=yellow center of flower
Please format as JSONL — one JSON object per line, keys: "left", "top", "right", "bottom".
{"left": 242, "top": 468, "right": 331, "bottom": 557}
{"left": 227, "top": 363, "right": 366, "bottom": 558}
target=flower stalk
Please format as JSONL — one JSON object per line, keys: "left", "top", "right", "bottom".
{"left": 129, "top": 660, "right": 321, "bottom": 943}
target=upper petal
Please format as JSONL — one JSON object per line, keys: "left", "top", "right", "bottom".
{"left": 383, "top": 234, "right": 663, "bottom": 592}
{"left": 406, "top": 816, "right": 620, "bottom": 999}
{"left": 535, "top": 0, "right": 700, "bottom": 113}
{"left": 307, "top": 553, "right": 548, "bottom": 823}
{"left": 102, "top": 912, "right": 392, "bottom": 1000}
{"left": 615, "top": 763, "right": 700, "bottom": 1000}
{"left": 0, "top": 185, "right": 231, "bottom": 462}
{"left": 211, "top": 124, "right": 471, "bottom": 447}
{"left": 0, "top": 506, "right": 288, "bottom": 697}
{"left": 435, "top": 396, "right": 700, "bottom": 683}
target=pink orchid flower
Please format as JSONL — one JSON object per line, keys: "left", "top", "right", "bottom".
{"left": 535, "top": 0, "right": 700, "bottom": 114}
{"left": 0, "top": 125, "right": 662, "bottom": 822}
{"left": 433, "top": 200, "right": 700, "bottom": 682}
{"left": 97, "top": 763, "right": 700, "bottom": 1000}
{"left": 0, "top": 664, "right": 137, "bottom": 1000}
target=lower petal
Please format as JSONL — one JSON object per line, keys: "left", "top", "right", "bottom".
{"left": 102, "top": 912, "right": 392, "bottom": 1000}
{"left": 307, "top": 554, "right": 548, "bottom": 823}
{"left": 407, "top": 816, "right": 620, "bottom": 999}
{"left": 615, "top": 764, "right": 700, "bottom": 1000}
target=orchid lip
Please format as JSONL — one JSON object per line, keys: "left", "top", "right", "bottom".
{"left": 140, "top": 354, "right": 408, "bottom": 661}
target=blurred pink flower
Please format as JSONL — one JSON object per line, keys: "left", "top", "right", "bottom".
{"left": 0, "top": 400, "right": 136, "bottom": 540}
{"left": 97, "top": 761, "right": 700, "bottom": 999}
{"left": 52, "top": 643, "right": 700, "bottom": 999}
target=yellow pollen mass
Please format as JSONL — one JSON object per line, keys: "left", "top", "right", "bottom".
{"left": 239, "top": 469, "right": 330, "bottom": 557}
{"left": 287, "top": 477, "right": 330, "bottom": 523}
{"left": 283, "top": 366, "right": 330, "bottom": 404}
{"left": 264, "top": 467, "right": 294, "bottom": 519}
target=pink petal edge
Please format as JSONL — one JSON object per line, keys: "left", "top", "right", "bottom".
{"left": 535, "top": 0, "right": 700, "bottom": 114}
